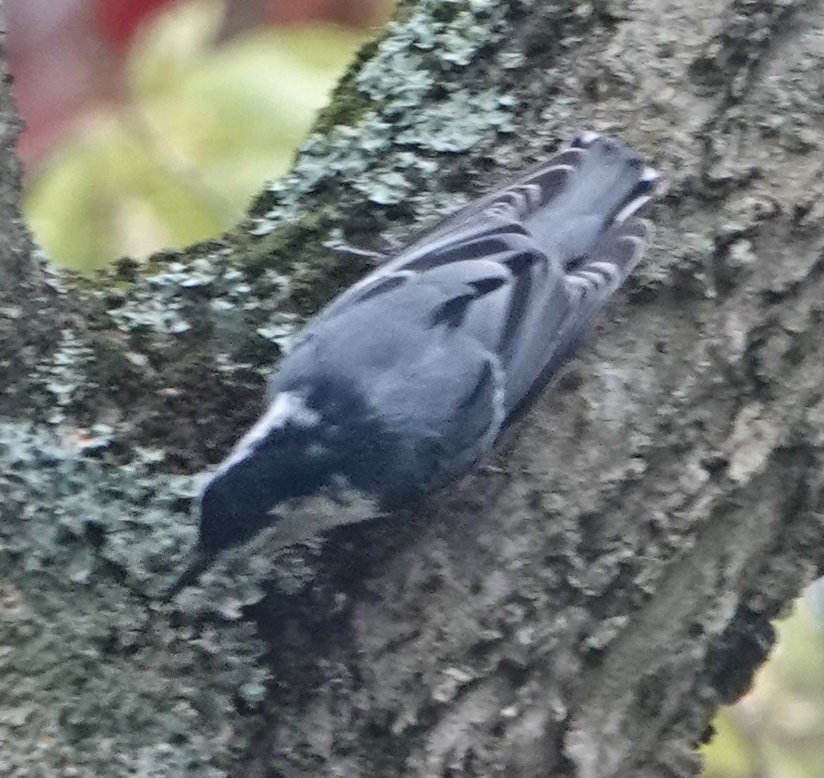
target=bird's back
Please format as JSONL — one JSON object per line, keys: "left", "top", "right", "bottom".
{"left": 274, "top": 133, "right": 657, "bottom": 491}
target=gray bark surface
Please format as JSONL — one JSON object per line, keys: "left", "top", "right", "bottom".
{"left": 2, "top": 0, "right": 824, "bottom": 775}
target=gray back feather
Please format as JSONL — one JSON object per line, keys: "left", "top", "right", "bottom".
{"left": 275, "top": 134, "right": 657, "bottom": 483}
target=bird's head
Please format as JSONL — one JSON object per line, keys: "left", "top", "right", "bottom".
{"left": 165, "top": 383, "right": 388, "bottom": 598}
{"left": 197, "top": 389, "right": 334, "bottom": 553}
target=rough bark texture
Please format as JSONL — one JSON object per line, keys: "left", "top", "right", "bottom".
{"left": 3, "top": 0, "right": 824, "bottom": 776}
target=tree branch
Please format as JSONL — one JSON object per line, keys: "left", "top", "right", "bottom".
{"left": 3, "top": 0, "right": 824, "bottom": 775}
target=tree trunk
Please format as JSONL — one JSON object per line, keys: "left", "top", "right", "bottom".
{"left": 3, "top": 0, "right": 824, "bottom": 775}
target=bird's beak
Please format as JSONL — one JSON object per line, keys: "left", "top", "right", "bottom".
{"left": 162, "top": 544, "right": 216, "bottom": 601}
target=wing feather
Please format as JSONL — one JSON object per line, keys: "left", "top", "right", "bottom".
{"left": 285, "top": 133, "right": 657, "bottom": 450}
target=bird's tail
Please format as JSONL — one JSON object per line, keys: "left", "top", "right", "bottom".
{"left": 499, "top": 133, "right": 658, "bottom": 425}
{"left": 522, "top": 132, "right": 658, "bottom": 265}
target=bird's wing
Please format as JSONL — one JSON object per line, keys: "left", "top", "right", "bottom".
{"left": 287, "top": 133, "right": 657, "bottom": 437}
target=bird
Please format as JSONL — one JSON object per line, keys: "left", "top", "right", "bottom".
{"left": 166, "top": 132, "right": 658, "bottom": 597}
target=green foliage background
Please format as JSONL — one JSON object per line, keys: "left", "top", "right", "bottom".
{"left": 702, "top": 590, "right": 824, "bottom": 778}
{"left": 24, "top": 0, "right": 368, "bottom": 270}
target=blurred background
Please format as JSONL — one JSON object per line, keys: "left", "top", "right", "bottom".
{"left": 10, "top": 0, "right": 392, "bottom": 269}
{"left": 8, "top": 1, "right": 824, "bottom": 774}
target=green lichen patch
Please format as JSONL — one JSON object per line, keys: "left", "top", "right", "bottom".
{"left": 247, "top": 0, "right": 540, "bottom": 238}
{"left": 0, "top": 422, "right": 268, "bottom": 776}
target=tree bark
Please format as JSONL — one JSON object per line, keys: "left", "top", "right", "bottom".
{"left": 3, "top": 0, "right": 824, "bottom": 775}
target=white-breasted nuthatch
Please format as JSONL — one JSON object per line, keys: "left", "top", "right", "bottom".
{"left": 167, "top": 133, "right": 658, "bottom": 596}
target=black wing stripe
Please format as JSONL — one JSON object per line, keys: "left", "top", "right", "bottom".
{"left": 459, "top": 359, "right": 494, "bottom": 411}
{"left": 498, "top": 253, "right": 551, "bottom": 356}
{"left": 401, "top": 154, "right": 583, "bottom": 248}
{"left": 406, "top": 236, "right": 523, "bottom": 270}
{"left": 430, "top": 293, "right": 476, "bottom": 328}
{"left": 484, "top": 166, "right": 575, "bottom": 217}
{"left": 400, "top": 223, "right": 531, "bottom": 269}
{"left": 430, "top": 276, "right": 510, "bottom": 329}
{"left": 449, "top": 354, "right": 505, "bottom": 467}
{"left": 354, "top": 273, "right": 410, "bottom": 304}
{"left": 469, "top": 276, "right": 508, "bottom": 295}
